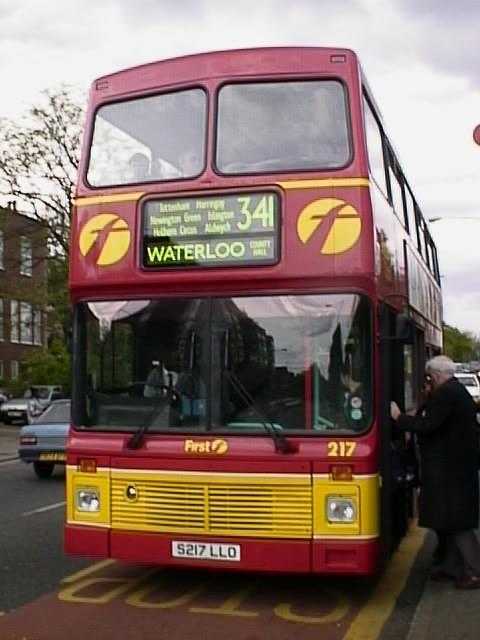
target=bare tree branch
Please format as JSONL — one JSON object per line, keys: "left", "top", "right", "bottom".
{"left": 0, "top": 86, "right": 84, "bottom": 260}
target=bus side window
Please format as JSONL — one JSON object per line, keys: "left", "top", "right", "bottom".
{"left": 414, "top": 205, "right": 424, "bottom": 256}
{"left": 404, "top": 185, "right": 417, "bottom": 240}
{"left": 363, "top": 94, "right": 388, "bottom": 198}
{"left": 386, "top": 150, "right": 406, "bottom": 227}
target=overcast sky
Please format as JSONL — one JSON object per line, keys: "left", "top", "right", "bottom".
{"left": 1, "top": 0, "right": 479, "bottom": 334}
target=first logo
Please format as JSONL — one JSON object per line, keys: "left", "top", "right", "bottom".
{"left": 79, "top": 213, "right": 131, "bottom": 266}
{"left": 297, "top": 198, "right": 361, "bottom": 255}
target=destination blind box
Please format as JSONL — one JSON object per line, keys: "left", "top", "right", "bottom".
{"left": 142, "top": 192, "right": 280, "bottom": 269}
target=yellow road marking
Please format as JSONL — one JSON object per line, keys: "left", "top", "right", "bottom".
{"left": 275, "top": 587, "right": 349, "bottom": 624}
{"left": 343, "top": 525, "right": 426, "bottom": 640}
{"left": 190, "top": 585, "right": 258, "bottom": 617}
{"left": 127, "top": 578, "right": 208, "bottom": 610}
{"left": 61, "top": 559, "right": 116, "bottom": 584}
{"left": 59, "top": 571, "right": 157, "bottom": 604}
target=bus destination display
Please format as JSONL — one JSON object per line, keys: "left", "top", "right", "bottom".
{"left": 142, "top": 192, "right": 279, "bottom": 268}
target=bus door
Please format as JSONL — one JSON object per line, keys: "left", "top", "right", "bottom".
{"left": 379, "top": 305, "right": 420, "bottom": 554}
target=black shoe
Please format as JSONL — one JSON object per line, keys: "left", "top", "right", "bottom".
{"left": 455, "top": 575, "right": 480, "bottom": 590}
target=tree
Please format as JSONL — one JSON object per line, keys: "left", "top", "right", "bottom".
{"left": 0, "top": 87, "right": 83, "bottom": 259}
{"left": 0, "top": 87, "right": 84, "bottom": 350}
{"left": 47, "top": 257, "right": 70, "bottom": 342}
{"left": 20, "top": 338, "right": 71, "bottom": 393}
{"left": 443, "top": 324, "right": 480, "bottom": 363}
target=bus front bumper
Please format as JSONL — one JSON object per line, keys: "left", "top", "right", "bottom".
{"left": 65, "top": 525, "right": 380, "bottom": 575}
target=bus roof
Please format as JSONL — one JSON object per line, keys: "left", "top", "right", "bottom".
{"left": 91, "top": 47, "right": 360, "bottom": 98}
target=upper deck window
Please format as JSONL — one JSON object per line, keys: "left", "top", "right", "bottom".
{"left": 87, "top": 88, "right": 207, "bottom": 187}
{"left": 216, "top": 80, "right": 351, "bottom": 174}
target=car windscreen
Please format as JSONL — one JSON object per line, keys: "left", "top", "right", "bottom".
{"left": 31, "top": 388, "right": 51, "bottom": 399}
{"left": 457, "top": 376, "right": 478, "bottom": 387}
{"left": 216, "top": 80, "right": 351, "bottom": 174}
{"left": 35, "top": 401, "right": 71, "bottom": 424}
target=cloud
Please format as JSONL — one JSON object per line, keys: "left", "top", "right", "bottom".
{"left": 394, "top": 0, "right": 480, "bottom": 85}
{"left": 400, "top": 0, "right": 480, "bottom": 26}
{"left": 442, "top": 290, "right": 480, "bottom": 336}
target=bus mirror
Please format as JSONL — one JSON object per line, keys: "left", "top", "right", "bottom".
{"left": 395, "top": 314, "right": 414, "bottom": 344}
{"left": 473, "top": 125, "right": 480, "bottom": 146}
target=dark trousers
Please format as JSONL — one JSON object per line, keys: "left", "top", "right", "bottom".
{"left": 435, "top": 530, "right": 480, "bottom": 579}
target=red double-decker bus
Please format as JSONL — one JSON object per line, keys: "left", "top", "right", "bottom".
{"left": 66, "top": 47, "right": 442, "bottom": 575}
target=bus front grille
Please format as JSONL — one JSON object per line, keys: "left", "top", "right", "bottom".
{"left": 111, "top": 472, "right": 312, "bottom": 539}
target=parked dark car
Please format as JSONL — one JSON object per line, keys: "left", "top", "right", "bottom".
{"left": 18, "top": 399, "right": 70, "bottom": 478}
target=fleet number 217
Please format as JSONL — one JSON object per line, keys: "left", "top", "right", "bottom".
{"left": 327, "top": 441, "right": 356, "bottom": 457}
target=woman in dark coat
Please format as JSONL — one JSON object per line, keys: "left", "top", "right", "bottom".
{"left": 391, "top": 355, "right": 480, "bottom": 589}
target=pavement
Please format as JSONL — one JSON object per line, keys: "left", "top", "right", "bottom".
{"left": 0, "top": 421, "right": 21, "bottom": 462}
{"left": 407, "top": 529, "right": 480, "bottom": 640}
{"left": 1, "top": 419, "right": 479, "bottom": 638}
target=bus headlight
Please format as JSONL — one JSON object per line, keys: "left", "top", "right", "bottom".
{"left": 326, "top": 497, "right": 357, "bottom": 523}
{"left": 76, "top": 488, "right": 100, "bottom": 512}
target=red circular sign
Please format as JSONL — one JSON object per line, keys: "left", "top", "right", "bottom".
{"left": 473, "top": 125, "right": 480, "bottom": 146}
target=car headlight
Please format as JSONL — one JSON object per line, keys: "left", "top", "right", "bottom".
{"left": 326, "top": 497, "right": 357, "bottom": 523}
{"left": 76, "top": 488, "right": 101, "bottom": 512}
{"left": 20, "top": 435, "right": 37, "bottom": 445}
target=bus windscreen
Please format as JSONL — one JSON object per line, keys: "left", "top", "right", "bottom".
{"left": 74, "top": 294, "right": 372, "bottom": 434}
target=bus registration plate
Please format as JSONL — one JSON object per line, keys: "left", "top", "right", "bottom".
{"left": 172, "top": 540, "right": 241, "bottom": 562}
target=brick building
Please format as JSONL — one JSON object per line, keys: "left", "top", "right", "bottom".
{"left": 0, "top": 202, "right": 48, "bottom": 385}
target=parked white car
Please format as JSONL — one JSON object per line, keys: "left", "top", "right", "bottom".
{"left": 1, "top": 386, "right": 64, "bottom": 425}
{"left": 455, "top": 373, "right": 480, "bottom": 405}
{"left": 24, "top": 385, "right": 63, "bottom": 410}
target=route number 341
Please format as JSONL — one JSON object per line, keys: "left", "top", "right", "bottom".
{"left": 327, "top": 441, "right": 356, "bottom": 457}
{"left": 237, "top": 195, "right": 275, "bottom": 231}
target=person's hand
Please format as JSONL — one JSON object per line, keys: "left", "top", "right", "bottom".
{"left": 390, "top": 401, "right": 401, "bottom": 421}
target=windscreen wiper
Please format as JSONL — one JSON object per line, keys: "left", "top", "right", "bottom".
{"left": 224, "top": 369, "right": 297, "bottom": 454}
{"left": 128, "top": 330, "right": 198, "bottom": 449}
{"left": 126, "top": 387, "right": 171, "bottom": 450}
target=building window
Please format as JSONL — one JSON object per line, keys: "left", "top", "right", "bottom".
{"left": 0, "top": 299, "right": 3, "bottom": 341}
{"left": 0, "top": 230, "right": 4, "bottom": 270}
{"left": 10, "top": 300, "right": 19, "bottom": 343}
{"left": 9, "top": 301, "right": 42, "bottom": 345}
{"left": 33, "top": 308, "right": 42, "bottom": 346}
{"left": 20, "top": 302, "right": 33, "bottom": 344}
{"left": 20, "top": 236, "right": 33, "bottom": 276}
{"left": 11, "top": 360, "right": 19, "bottom": 380}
